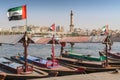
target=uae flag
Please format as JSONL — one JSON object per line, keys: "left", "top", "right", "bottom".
{"left": 102, "top": 25, "right": 109, "bottom": 35}
{"left": 50, "top": 24, "right": 55, "bottom": 31}
{"left": 7, "top": 5, "right": 27, "bottom": 21}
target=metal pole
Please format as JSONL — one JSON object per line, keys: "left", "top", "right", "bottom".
{"left": 24, "top": 4, "right": 28, "bottom": 72}
{"left": 105, "top": 43, "right": 108, "bottom": 67}
{"left": 52, "top": 35, "right": 55, "bottom": 66}
{"left": 60, "top": 46, "right": 63, "bottom": 57}
{"left": 105, "top": 36, "right": 109, "bottom": 67}
{"left": 24, "top": 32, "right": 28, "bottom": 72}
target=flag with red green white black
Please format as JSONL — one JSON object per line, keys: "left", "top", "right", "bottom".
{"left": 7, "top": 5, "right": 27, "bottom": 21}
{"left": 102, "top": 25, "right": 109, "bottom": 35}
{"left": 50, "top": 24, "right": 55, "bottom": 31}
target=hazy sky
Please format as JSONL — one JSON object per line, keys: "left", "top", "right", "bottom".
{"left": 0, "top": 0, "right": 120, "bottom": 31}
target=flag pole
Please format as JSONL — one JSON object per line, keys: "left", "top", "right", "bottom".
{"left": 105, "top": 24, "right": 109, "bottom": 67}
{"left": 52, "top": 34, "right": 55, "bottom": 66}
{"left": 52, "top": 23, "right": 56, "bottom": 66}
{"left": 23, "top": 4, "right": 28, "bottom": 72}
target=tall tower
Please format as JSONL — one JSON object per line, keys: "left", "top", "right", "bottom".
{"left": 70, "top": 10, "right": 74, "bottom": 32}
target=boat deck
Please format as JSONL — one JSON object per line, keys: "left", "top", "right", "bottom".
{"left": 0, "top": 57, "right": 23, "bottom": 69}
{"left": 19, "top": 55, "right": 81, "bottom": 71}
{"left": 20, "top": 55, "right": 59, "bottom": 68}
{"left": 0, "top": 57, "right": 26, "bottom": 74}
{"left": 0, "top": 57, "right": 49, "bottom": 79}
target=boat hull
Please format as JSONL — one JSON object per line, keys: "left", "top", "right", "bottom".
{"left": 0, "top": 57, "right": 48, "bottom": 80}
{"left": 55, "top": 57, "right": 119, "bottom": 73}
{"left": 108, "top": 52, "right": 120, "bottom": 59}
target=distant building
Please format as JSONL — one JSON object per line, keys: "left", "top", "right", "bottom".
{"left": 69, "top": 10, "right": 74, "bottom": 32}
{"left": 40, "top": 26, "right": 49, "bottom": 32}
{"left": 11, "top": 26, "right": 26, "bottom": 32}
{"left": 60, "top": 26, "right": 64, "bottom": 32}
{"left": 30, "top": 26, "right": 41, "bottom": 33}
{"left": 56, "top": 26, "right": 64, "bottom": 32}
{"left": 56, "top": 26, "right": 60, "bottom": 32}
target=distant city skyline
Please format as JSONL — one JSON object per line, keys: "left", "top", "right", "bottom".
{"left": 0, "top": 0, "right": 120, "bottom": 31}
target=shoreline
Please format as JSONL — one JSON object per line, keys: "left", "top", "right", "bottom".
{"left": 29, "top": 71, "right": 120, "bottom": 80}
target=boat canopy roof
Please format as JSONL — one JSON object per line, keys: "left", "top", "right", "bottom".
{"left": 35, "top": 37, "right": 59, "bottom": 44}
{"left": 0, "top": 34, "right": 34, "bottom": 45}
{"left": 0, "top": 34, "right": 109, "bottom": 45}
{"left": 59, "top": 36, "right": 107, "bottom": 43}
{"left": 89, "top": 36, "right": 107, "bottom": 43}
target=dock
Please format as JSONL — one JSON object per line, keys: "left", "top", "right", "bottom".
{"left": 29, "top": 71, "right": 120, "bottom": 80}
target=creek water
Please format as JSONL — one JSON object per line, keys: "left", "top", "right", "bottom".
{"left": 0, "top": 42, "right": 120, "bottom": 59}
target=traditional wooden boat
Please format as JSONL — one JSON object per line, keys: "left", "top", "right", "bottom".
{"left": 58, "top": 35, "right": 116, "bottom": 68}
{"left": 11, "top": 55, "right": 86, "bottom": 76}
{"left": 98, "top": 51, "right": 120, "bottom": 66}
{"left": 57, "top": 51, "right": 120, "bottom": 68}
{"left": 55, "top": 56, "right": 104, "bottom": 68}
{"left": 0, "top": 33, "right": 50, "bottom": 79}
{"left": 62, "top": 51, "right": 120, "bottom": 68}
{"left": 59, "top": 36, "right": 108, "bottom": 61}
{"left": 61, "top": 51, "right": 106, "bottom": 62}
{"left": 100, "top": 51, "right": 120, "bottom": 60}
{"left": 22, "top": 35, "right": 86, "bottom": 76}
{"left": 55, "top": 57, "right": 120, "bottom": 73}
{"left": 107, "top": 51, "right": 120, "bottom": 59}
{"left": 0, "top": 57, "right": 48, "bottom": 80}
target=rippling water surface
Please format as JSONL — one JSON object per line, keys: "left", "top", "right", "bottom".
{"left": 0, "top": 42, "right": 120, "bottom": 58}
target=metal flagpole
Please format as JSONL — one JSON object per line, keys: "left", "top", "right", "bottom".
{"left": 23, "top": 4, "right": 28, "bottom": 72}
{"left": 52, "top": 23, "right": 56, "bottom": 66}
{"left": 105, "top": 39, "right": 108, "bottom": 67}
{"left": 105, "top": 25, "right": 109, "bottom": 67}
{"left": 52, "top": 34, "right": 55, "bottom": 66}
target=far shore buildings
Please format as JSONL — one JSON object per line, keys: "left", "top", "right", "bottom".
{"left": 9, "top": 25, "right": 65, "bottom": 36}
{"left": 0, "top": 10, "right": 120, "bottom": 37}
{"left": 0, "top": 24, "right": 120, "bottom": 37}
{"left": 0, "top": 24, "right": 119, "bottom": 37}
